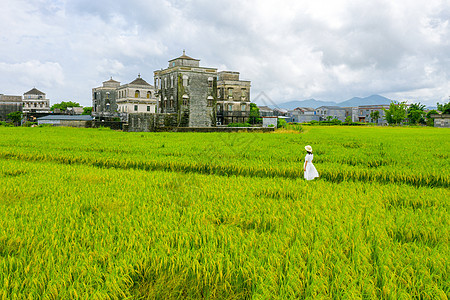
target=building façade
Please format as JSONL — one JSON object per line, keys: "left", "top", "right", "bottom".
{"left": 154, "top": 51, "right": 217, "bottom": 127}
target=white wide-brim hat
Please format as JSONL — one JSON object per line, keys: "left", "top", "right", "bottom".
{"left": 305, "top": 145, "right": 312, "bottom": 152}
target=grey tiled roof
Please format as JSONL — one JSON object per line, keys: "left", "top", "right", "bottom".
{"left": 24, "top": 88, "right": 45, "bottom": 95}
{"left": 129, "top": 76, "right": 151, "bottom": 86}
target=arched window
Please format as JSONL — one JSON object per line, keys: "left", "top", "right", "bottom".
{"left": 207, "top": 96, "right": 214, "bottom": 107}
{"left": 182, "top": 94, "right": 189, "bottom": 106}
{"left": 135, "top": 90, "right": 140, "bottom": 98}
{"left": 241, "top": 88, "right": 247, "bottom": 99}
{"left": 147, "top": 91, "right": 151, "bottom": 99}
{"left": 170, "top": 96, "right": 174, "bottom": 108}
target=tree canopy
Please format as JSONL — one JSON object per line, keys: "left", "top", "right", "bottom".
{"left": 51, "top": 101, "right": 81, "bottom": 111}
{"left": 7, "top": 111, "right": 23, "bottom": 126}
{"left": 370, "top": 110, "right": 380, "bottom": 123}
{"left": 248, "top": 103, "right": 261, "bottom": 124}
{"left": 82, "top": 107, "right": 93, "bottom": 115}
{"left": 383, "top": 101, "right": 407, "bottom": 125}
{"left": 437, "top": 101, "right": 450, "bottom": 114}
{"left": 407, "top": 103, "right": 425, "bottom": 125}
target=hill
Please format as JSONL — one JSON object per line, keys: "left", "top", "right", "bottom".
{"left": 275, "top": 95, "right": 392, "bottom": 109}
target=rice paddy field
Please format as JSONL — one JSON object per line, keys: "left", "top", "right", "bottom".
{"left": 0, "top": 126, "right": 448, "bottom": 299}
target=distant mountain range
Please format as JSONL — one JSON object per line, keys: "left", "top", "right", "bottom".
{"left": 272, "top": 95, "right": 392, "bottom": 110}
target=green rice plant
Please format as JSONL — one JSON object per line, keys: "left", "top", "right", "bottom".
{"left": 0, "top": 126, "right": 448, "bottom": 298}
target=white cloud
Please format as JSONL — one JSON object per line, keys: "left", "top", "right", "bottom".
{"left": 0, "top": 60, "right": 64, "bottom": 93}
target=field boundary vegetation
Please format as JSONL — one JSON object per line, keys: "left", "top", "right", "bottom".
{"left": 0, "top": 149, "right": 447, "bottom": 188}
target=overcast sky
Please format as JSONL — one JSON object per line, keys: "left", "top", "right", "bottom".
{"left": 1, "top": 0, "right": 449, "bottom": 107}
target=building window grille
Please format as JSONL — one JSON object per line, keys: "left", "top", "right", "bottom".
{"left": 207, "top": 96, "right": 214, "bottom": 107}
{"left": 228, "top": 104, "right": 233, "bottom": 111}
{"left": 182, "top": 94, "right": 189, "bottom": 106}
{"left": 147, "top": 106, "right": 150, "bottom": 112}
{"left": 134, "top": 105, "right": 138, "bottom": 111}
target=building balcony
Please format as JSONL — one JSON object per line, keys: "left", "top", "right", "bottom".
{"left": 217, "top": 111, "right": 250, "bottom": 117}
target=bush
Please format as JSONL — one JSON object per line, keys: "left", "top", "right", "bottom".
{"left": 23, "top": 121, "right": 37, "bottom": 127}
{"left": 277, "top": 118, "right": 287, "bottom": 129}
{"left": 0, "top": 121, "right": 14, "bottom": 127}
{"left": 227, "top": 122, "right": 251, "bottom": 127}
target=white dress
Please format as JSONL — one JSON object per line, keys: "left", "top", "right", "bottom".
{"left": 304, "top": 154, "right": 319, "bottom": 180}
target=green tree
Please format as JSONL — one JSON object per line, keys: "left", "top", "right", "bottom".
{"left": 426, "top": 109, "right": 438, "bottom": 126}
{"left": 437, "top": 101, "right": 450, "bottom": 114}
{"left": 370, "top": 110, "right": 380, "bottom": 124}
{"left": 248, "top": 103, "right": 261, "bottom": 124}
{"left": 383, "top": 101, "right": 407, "bottom": 125}
{"left": 407, "top": 103, "right": 425, "bottom": 125}
{"left": 277, "top": 118, "right": 287, "bottom": 128}
{"left": 51, "top": 101, "right": 81, "bottom": 112}
{"left": 345, "top": 116, "right": 352, "bottom": 123}
{"left": 82, "top": 107, "right": 93, "bottom": 115}
{"left": 7, "top": 111, "right": 23, "bottom": 126}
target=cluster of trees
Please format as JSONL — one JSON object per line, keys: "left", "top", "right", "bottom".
{"left": 382, "top": 101, "right": 449, "bottom": 126}
{"left": 50, "top": 101, "right": 92, "bottom": 115}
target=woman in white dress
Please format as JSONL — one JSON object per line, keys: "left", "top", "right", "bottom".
{"left": 304, "top": 145, "right": 319, "bottom": 180}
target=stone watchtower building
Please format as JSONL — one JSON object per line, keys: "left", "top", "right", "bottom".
{"left": 23, "top": 88, "right": 50, "bottom": 113}
{"left": 116, "top": 75, "right": 157, "bottom": 117}
{"left": 154, "top": 51, "right": 218, "bottom": 127}
{"left": 0, "top": 94, "right": 22, "bottom": 121}
{"left": 216, "top": 71, "right": 251, "bottom": 125}
{"left": 92, "top": 77, "right": 120, "bottom": 121}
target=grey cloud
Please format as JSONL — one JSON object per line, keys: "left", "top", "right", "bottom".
{"left": 1, "top": 0, "right": 449, "bottom": 106}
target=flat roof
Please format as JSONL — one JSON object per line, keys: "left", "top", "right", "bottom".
{"left": 37, "top": 115, "right": 93, "bottom": 121}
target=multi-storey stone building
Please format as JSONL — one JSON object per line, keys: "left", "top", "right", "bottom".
{"left": 0, "top": 94, "right": 22, "bottom": 121}
{"left": 154, "top": 51, "right": 218, "bottom": 127}
{"left": 116, "top": 75, "right": 157, "bottom": 116}
{"left": 22, "top": 88, "right": 50, "bottom": 113}
{"left": 216, "top": 71, "right": 251, "bottom": 125}
{"left": 93, "top": 76, "right": 157, "bottom": 121}
{"left": 92, "top": 77, "right": 120, "bottom": 121}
